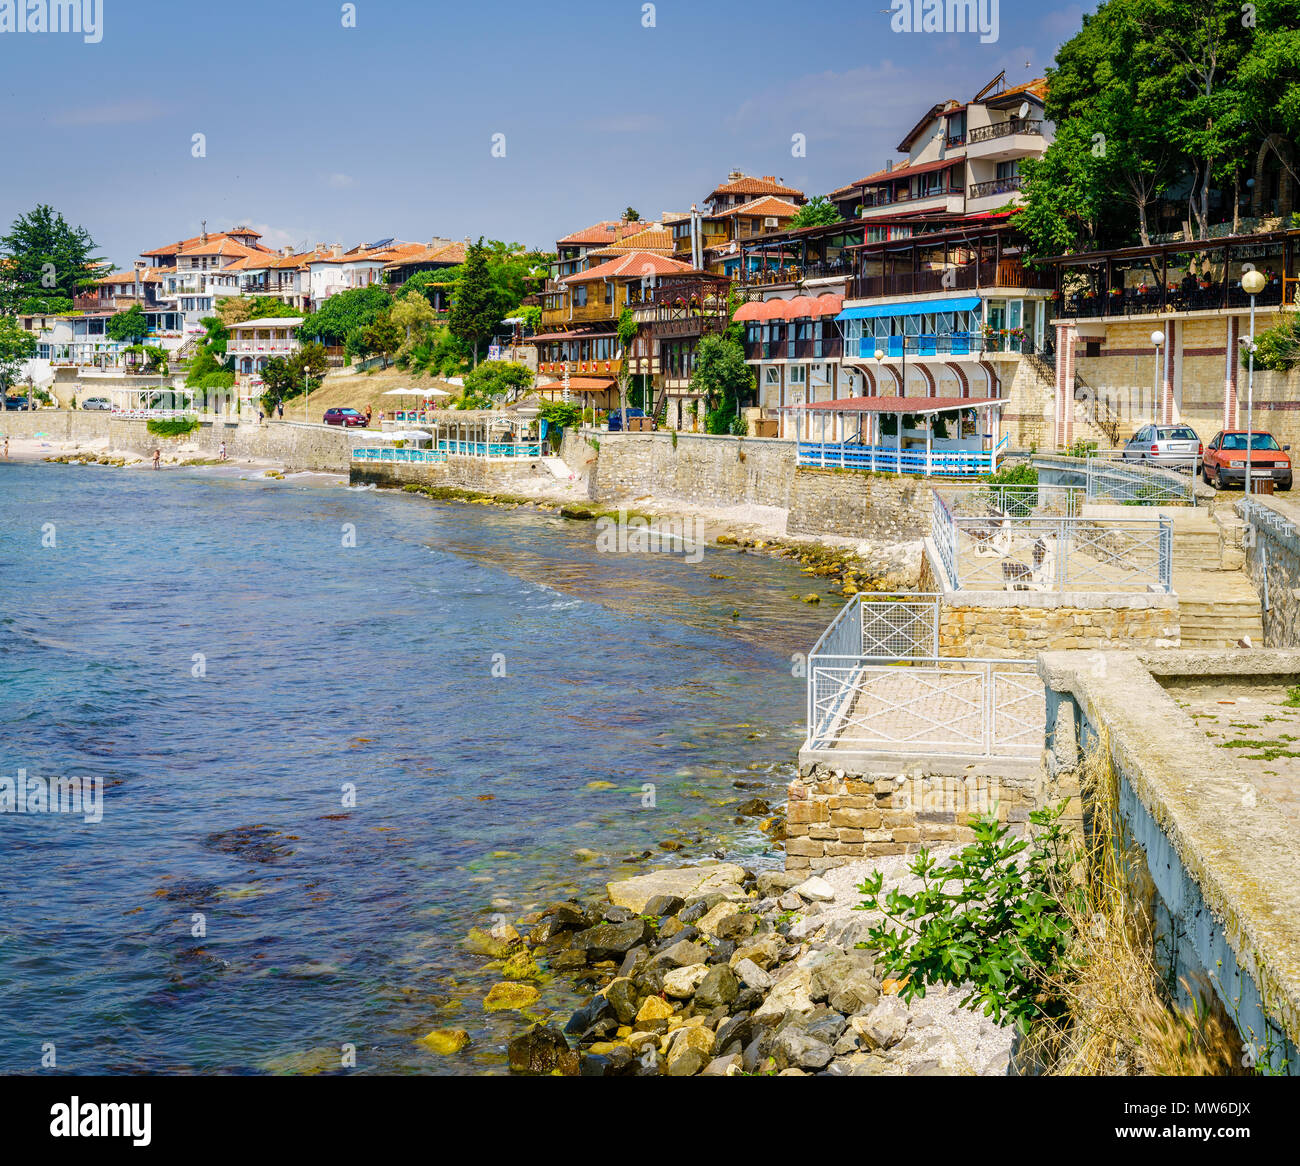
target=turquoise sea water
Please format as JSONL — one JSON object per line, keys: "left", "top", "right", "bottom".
{"left": 0, "top": 462, "right": 830, "bottom": 1073}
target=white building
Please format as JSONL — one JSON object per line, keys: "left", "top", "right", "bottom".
{"left": 227, "top": 316, "right": 304, "bottom": 411}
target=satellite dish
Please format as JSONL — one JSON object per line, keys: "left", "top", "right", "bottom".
{"left": 1017, "top": 101, "right": 1031, "bottom": 120}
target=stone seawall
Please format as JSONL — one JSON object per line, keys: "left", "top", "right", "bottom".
{"left": 3, "top": 411, "right": 358, "bottom": 473}
{"left": 349, "top": 455, "right": 552, "bottom": 493}
{"left": 785, "top": 755, "right": 1069, "bottom": 873}
{"left": 787, "top": 469, "right": 940, "bottom": 541}
{"left": 576, "top": 430, "right": 797, "bottom": 509}
{"left": 1239, "top": 498, "right": 1300, "bottom": 648}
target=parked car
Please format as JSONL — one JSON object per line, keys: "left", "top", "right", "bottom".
{"left": 81, "top": 397, "right": 112, "bottom": 411}
{"left": 1120, "top": 424, "right": 1202, "bottom": 468}
{"left": 3, "top": 394, "right": 30, "bottom": 411}
{"left": 1202, "top": 430, "right": 1292, "bottom": 491}
{"left": 607, "top": 407, "right": 646, "bottom": 432}
{"left": 324, "top": 407, "right": 368, "bottom": 427}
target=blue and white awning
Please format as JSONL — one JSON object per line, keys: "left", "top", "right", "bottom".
{"left": 836, "top": 296, "right": 981, "bottom": 321}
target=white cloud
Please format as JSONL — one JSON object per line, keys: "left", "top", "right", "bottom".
{"left": 326, "top": 173, "right": 356, "bottom": 189}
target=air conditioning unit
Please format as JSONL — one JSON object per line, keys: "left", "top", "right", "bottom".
{"left": 764, "top": 217, "right": 779, "bottom": 229}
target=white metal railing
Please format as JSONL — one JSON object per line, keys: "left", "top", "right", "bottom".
{"left": 932, "top": 490, "right": 1173, "bottom": 592}
{"left": 949, "top": 482, "right": 1084, "bottom": 519}
{"left": 807, "top": 656, "right": 1044, "bottom": 758}
{"left": 1085, "top": 453, "right": 1198, "bottom": 506}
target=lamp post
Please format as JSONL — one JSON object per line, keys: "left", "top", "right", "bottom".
{"left": 1240, "top": 267, "right": 1268, "bottom": 497}
{"left": 1150, "top": 330, "right": 1165, "bottom": 426}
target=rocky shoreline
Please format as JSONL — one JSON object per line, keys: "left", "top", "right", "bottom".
{"left": 458, "top": 852, "right": 1013, "bottom": 1077}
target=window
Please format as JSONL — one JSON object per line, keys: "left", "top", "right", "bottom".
{"left": 996, "top": 160, "right": 1020, "bottom": 180}
{"left": 788, "top": 365, "right": 806, "bottom": 385}
{"left": 764, "top": 366, "right": 780, "bottom": 385}
{"left": 574, "top": 285, "right": 588, "bottom": 307}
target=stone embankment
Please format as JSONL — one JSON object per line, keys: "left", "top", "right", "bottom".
{"left": 484, "top": 855, "right": 1010, "bottom": 1077}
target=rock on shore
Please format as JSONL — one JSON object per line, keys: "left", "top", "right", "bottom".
{"left": 496, "top": 852, "right": 1013, "bottom": 1076}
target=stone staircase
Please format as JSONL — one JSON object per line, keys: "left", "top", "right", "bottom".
{"left": 1172, "top": 515, "right": 1265, "bottom": 648}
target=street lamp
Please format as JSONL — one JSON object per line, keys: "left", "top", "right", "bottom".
{"left": 1241, "top": 267, "right": 1268, "bottom": 497}
{"left": 1150, "top": 330, "right": 1165, "bottom": 425}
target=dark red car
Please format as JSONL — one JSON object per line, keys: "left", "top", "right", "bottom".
{"left": 324, "top": 407, "right": 368, "bottom": 427}
{"left": 1202, "top": 430, "right": 1292, "bottom": 491}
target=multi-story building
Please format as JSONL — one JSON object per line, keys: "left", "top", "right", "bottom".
{"left": 227, "top": 316, "right": 304, "bottom": 411}
{"left": 304, "top": 239, "right": 426, "bottom": 310}
{"left": 672, "top": 173, "right": 806, "bottom": 278}
{"left": 827, "top": 72, "right": 1050, "bottom": 228}
{"left": 551, "top": 219, "right": 649, "bottom": 281}
{"left": 529, "top": 249, "right": 699, "bottom": 413}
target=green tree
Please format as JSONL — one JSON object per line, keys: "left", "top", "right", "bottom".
{"left": 623, "top": 207, "right": 641, "bottom": 222}
{"left": 300, "top": 285, "right": 390, "bottom": 346}
{"left": 0, "top": 204, "right": 105, "bottom": 314}
{"left": 456, "top": 359, "right": 533, "bottom": 408}
{"left": 788, "top": 195, "right": 842, "bottom": 230}
{"left": 449, "top": 238, "right": 500, "bottom": 368}
{"left": 615, "top": 307, "right": 639, "bottom": 423}
{"left": 389, "top": 295, "right": 438, "bottom": 348}
{"left": 106, "top": 304, "right": 149, "bottom": 345}
{"left": 359, "top": 313, "right": 403, "bottom": 365}
{"left": 689, "top": 334, "right": 754, "bottom": 434}
{"left": 0, "top": 316, "right": 38, "bottom": 391}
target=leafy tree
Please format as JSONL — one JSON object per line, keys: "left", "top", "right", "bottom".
{"left": 300, "top": 284, "right": 390, "bottom": 345}
{"left": 106, "top": 304, "right": 149, "bottom": 345}
{"left": 788, "top": 196, "right": 842, "bottom": 230}
{"left": 689, "top": 333, "right": 754, "bottom": 433}
{"left": 218, "top": 295, "right": 303, "bottom": 326}
{"left": 0, "top": 204, "right": 105, "bottom": 314}
{"left": 538, "top": 400, "right": 582, "bottom": 429}
{"left": 16, "top": 295, "right": 74, "bottom": 315}
{"left": 449, "top": 238, "right": 500, "bottom": 367}
{"left": 359, "top": 314, "right": 403, "bottom": 365}
{"left": 615, "top": 307, "right": 639, "bottom": 423}
{"left": 389, "top": 295, "right": 439, "bottom": 347}
{"left": 258, "top": 342, "right": 331, "bottom": 407}
{"left": 456, "top": 359, "right": 533, "bottom": 408}
{"left": 623, "top": 207, "right": 641, "bottom": 222}
{"left": 0, "top": 316, "right": 38, "bottom": 390}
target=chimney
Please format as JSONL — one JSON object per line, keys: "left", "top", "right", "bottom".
{"left": 885, "top": 159, "right": 893, "bottom": 173}
{"left": 762, "top": 176, "right": 776, "bottom": 182}
{"left": 331, "top": 243, "right": 343, "bottom": 258}
{"left": 316, "top": 242, "right": 328, "bottom": 253}
{"left": 282, "top": 247, "right": 293, "bottom": 258}
{"left": 428, "top": 236, "right": 451, "bottom": 249}
{"left": 728, "top": 170, "right": 744, "bottom": 182}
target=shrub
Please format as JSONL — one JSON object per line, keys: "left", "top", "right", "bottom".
{"left": 146, "top": 417, "right": 200, "bottom": 437}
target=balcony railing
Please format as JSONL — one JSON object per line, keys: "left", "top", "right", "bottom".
{"left": 850, "top": 261, "right": 1052, "bottom": 299}
{"left": 969, "top": 175, "right": 1024, "bottom": 200}
{"left": 838, "top": 333, "right": 1041, "bottom": 358}
{"left": 1058, "top": 280, "right": 1288, "bottom": 319}
{"left": 742, "top": 337, "right": 843, "bottom": 361}
{"left": 859, "top": 187, "right": 963, "bottom": 210}
{"left": 967, "top": 118, "right": 1043, "bottom": 145}
{"left": 740, "top": 258, "right": 854, "bottom": 288}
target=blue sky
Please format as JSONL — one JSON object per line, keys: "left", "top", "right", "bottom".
{"left": 0, "top": 0, "right": 1091, "bottom": 268}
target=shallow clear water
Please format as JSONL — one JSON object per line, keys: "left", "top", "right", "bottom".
{"left": 0, "top": 462, "right": 831, "bottom": 1074}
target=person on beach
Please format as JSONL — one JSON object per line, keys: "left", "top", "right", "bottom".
{"left": 365, "top": 404, "right": 372, "bottom": 426}
{"left": 219, "top": 441, "right": 227, "bottom": 461}
{"left": 152, "top": 449, "right": 161, "bottom": 470}
{"left": 257, "top": 409, "right": 265, "bottom": 426}
{"left": 3, "top": 436, "right": 8, "bottom": 459}
{"left": 276, "top": 401, "right": 284, "bottom": 420}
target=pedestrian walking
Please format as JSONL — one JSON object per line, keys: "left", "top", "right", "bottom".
{"left": 277, "top": 401, "right": 284, "bottom": 420}
{"left": 3, "top": 436, "right": 8, "bottom": 459}
{"left": 152, "top": 448, "right": 161, "bottom": 470}
{"left": 257, "top": 409, "right": 265, "bottom": 426}
{"left": 219, "top": 441, "right": 227, "bottom": 461}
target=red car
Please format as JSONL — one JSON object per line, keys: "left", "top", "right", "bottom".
{"left": 324, "top": 407, "right": 368, "bottom": 427}
{"left": 1202, "top": 430, "right": 1292, "bottom": 491}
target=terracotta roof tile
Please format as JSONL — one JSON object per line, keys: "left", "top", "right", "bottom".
{"left": 562, "top": 251, "right": 695, "bottom": 284}
{"left": 706, "top": 175, "right": 803, "bottom": 202}
{"left": 710, "top": 195, "right": 802, "bottom": 221}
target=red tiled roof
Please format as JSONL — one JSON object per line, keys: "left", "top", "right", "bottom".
{"left": 97, "top": 268, "right": 165, "bottom": 285}
{"left": 562, "top": 251, "right": 695, "bottom": 284}
{"left": 587, "top": 224, "right": 672, "bottom": 257}
{"left": 557, "top": 220, "right": 644, "bottom": 246}
{"left": 710, "top": 195, "right": 802, "bottom": 221}
{"left": 706, "top": 175, "right": 803, "bottom": 202}
{"left": 384, "top": 240, "right": 467, "bottom": 269}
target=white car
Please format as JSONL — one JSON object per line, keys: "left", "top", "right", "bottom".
{"left": 81, "top": 397, "right": 113, "bottom": 411}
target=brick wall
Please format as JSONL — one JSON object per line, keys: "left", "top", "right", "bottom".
{"left": 784, "top": 760, "right": 1069, "bottom": 871}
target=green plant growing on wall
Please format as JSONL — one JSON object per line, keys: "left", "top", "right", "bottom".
{"left": 146, "top": 417, "right": 199, "bottom": 437}
{"left": 856, "top": 803, "right": 1079, "bottom": 1034}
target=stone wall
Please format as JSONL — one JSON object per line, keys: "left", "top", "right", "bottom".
{"left": 349, "top": 454, "right": 550, "bottom": 492}
{"left": 1039, "top": 648, "right": 1300, "bottom": 1074}
{"left": 579, "top": 430, "right": 797, "bottom": 509}
{"left": 918, "top": 541, "right": 1181, "bottom": 653}
{"left": 2, "top": 411, "right": 358, "bottom": 473}
{"left": 1239, "top": 498, "right": 1300, "bottom": 647}
{"left": 787, "top": 469, "right": 941, "bottom": 541}
{"left": 784, "top": 757, "right": 1066, "bottom": 872}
